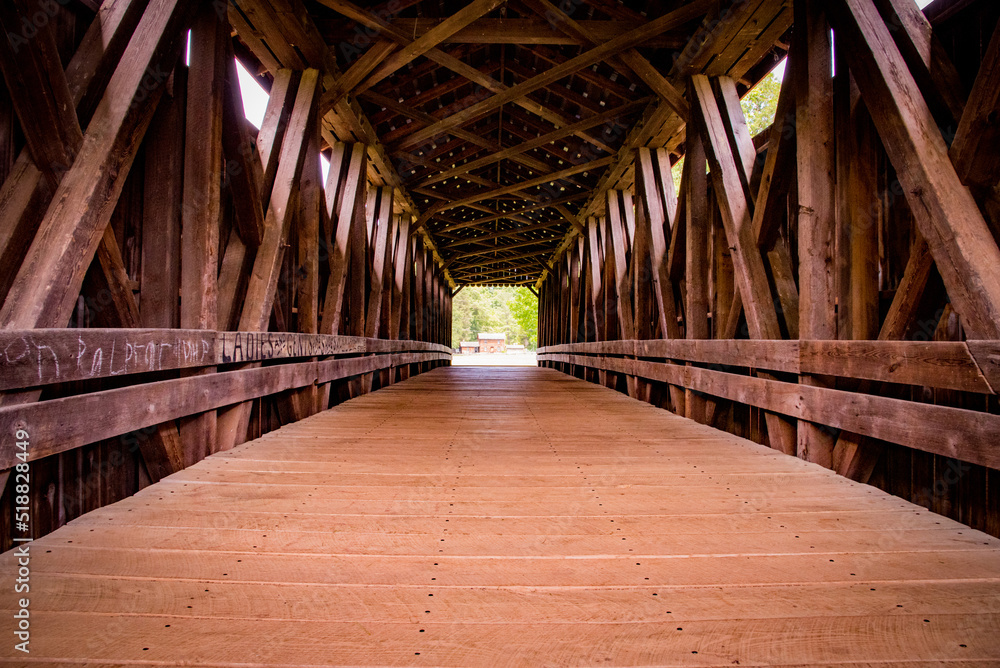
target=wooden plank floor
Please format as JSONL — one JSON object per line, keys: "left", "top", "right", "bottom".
{"left": 3, "top": 366, "right": 1000, "bottom": 666}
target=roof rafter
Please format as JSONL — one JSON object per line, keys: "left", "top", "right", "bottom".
{"left": 394, "top": 0, "right": 713, "bottom": 152}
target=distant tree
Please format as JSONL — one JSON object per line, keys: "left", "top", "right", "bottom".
{"left": 740, "top": 70, "right": 782, "bottom": 137}
{"left": 509, "top": 288, "right": 538, "bottom": 349}
{"left": 451, "top": 286, "right": 538, "bottom": 350}
{"left": 669, "top": 68, "right": 783, "bottom": 195}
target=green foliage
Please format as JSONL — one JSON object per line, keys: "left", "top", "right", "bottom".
{"left": 669, "top": 70, "right": 782, "bottom": 197}
{"left": 451, "top": 286, "right": 538, "bottom": 350}
{"left": 671, "top": 156, "right": 684, "bottom": 196}
{"left": 740, "top": 71, "right": 782, "bottom": 137}
{"left": 509, "top": 288, "right": 539, "bottom": 348}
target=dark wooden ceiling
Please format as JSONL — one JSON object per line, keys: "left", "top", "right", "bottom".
{"left": 232, "top": 0, "right": 792, "bottom": 286}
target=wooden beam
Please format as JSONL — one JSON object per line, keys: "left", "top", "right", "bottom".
{"left": 691, "top": 75, "right": 781, "bottom": 340}
{"left": 0, "top": 0, "right": 194, "bottom": 329}
{"left": 353, "top": 0, "right": 504, "bottom": 97}
{"left": 217, "top": 68, "right": 320, "bottom": 450}
{"left": 606, "top": 190, "right": 636, "bottom": 342}
{"left": 322, "top": 39, "right": 396, "bottom": 110}
{"left": 800, "top": 341, "right": 992, "bottom": 394}
{"left": 540, "top": 352, "right": 1000, "bottom": 470}
{"left": 831, "top": 236, "right": 934, "bottom": 480}
{"left": 684, "top": 124, "right": 709, "bottom": 422}
{"left": 635, "top": 146, "right": 685, "bottom": 411}
{"left": 436, "top": 193, "right": 584, "bottom": 234}
{"left": 316, "top": 0, "right": 615, "bottom": 155}
{"left": 434, "top": 158, "right": 615, "bottom": 216}
{"left": 256, "top": 69, "right": 299, "bottom": 203}
{"left": 179, "top": 3, "right": 229, "bottom": 464}
{"left": 392, "top": 0, "right": 713, "bottom": 152}
{"left": 829, "top": 0, "right": 1000, "bottom": 339}
{"left": 722, "top": 58, "right": 799, "bottom": 339}
{"left": 181, "top": 2, "right": 227, "bottom": 332}
{"left": 449, "top": 235, "right": 565, "bottom": 261}
{"left": 321, "top": 143, "right": 368, "bottom": 334}
{"left": 414, "top": 100, "right": 649, "bottom": 190}
{"left": 845, "top": 105, "right": 880, "bottom": 341}
{"left": 616, "top": 50, "right": 690, "bottom": 121}
{"left": 217, "top": 231, "right": 249, "bottom": 331}
{"left": 518, "top": 0, "right": 688, "bottom": 120}
{"left": 389, "top": 215, "right": 412, "bottom": 339}
{"left": 636, "top": 147, "right": 680, "bottom": 339}
{"left": 751, "top": 55, "right": 797, "bottom": 249}
{"left": 873, "top": 0, "right": 965, "bottom": 127}
{"left": 692, "top": 73, "right": 796, "bottom": 456}
{"left": 141, "top": 65, "right": 185, "bottom": 329}
{"left": 949, "top": 18, "right": 1000, "bottom": 187}
{"left": 321, "top": 18, "right": 688, "bottom": 47}
{"left": 413, "top": 241, "right": 426, "bottom": 341}
{"left": 446, "top": 221, "right": 567, "bottom": 249}
{"left": 600, "top": 216, "right": 619, "bottom": 375}
{"left": 222, "top": 48, "right": 265, "bottom": 248}
{"left": 365, "top": 187, "right": 395, "bottom": 338}
{"left": 0, "top": 0, "right": 81, "bottom": 186}
{"left": 0, "top": 328, "right": 449, "bottom": 389}
{"left": 0, "top": 350, "right": 450, "bottom": 468}
{"left": 232, "top": 0, "right": 422, "bottom": 222}
{"left": 241, "top": 69, "right": 320, "bottom": 332}
{"left": 0, "top": 0, "right": 147, "bottom": 304}
{"left": 794, "top": 0, "right": 837, "bottom": 469}
{"left": 297, "top": 124, "right": 323, "bottom": 334}
{"left": 0, "top": 0, "right": 188, "bottom": 482}
{"left": 364, "top": 90, "right": 553, "bottom": 177}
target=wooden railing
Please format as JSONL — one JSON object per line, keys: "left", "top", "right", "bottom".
{"left": 538, "top": 339, "right": 1000, "bottom": 470}
{"left": 0, "top": 329, "right": 451, "bottom": 469}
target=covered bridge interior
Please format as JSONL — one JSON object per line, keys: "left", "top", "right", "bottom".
{"left": 1, "top": 0, "right": 1000, "bottom": 664}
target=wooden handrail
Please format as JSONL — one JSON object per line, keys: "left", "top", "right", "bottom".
{"left": 0, "top": 350, "right": 450, "bottom": 468}
{"left": 539, "top": 339, "right": 998, "bottom": 394}
{"left": 537, "top": 350, "right": 1000, "bottom": 470}
{"left": 0, "top": 329, "right": 452, "bottom": 391}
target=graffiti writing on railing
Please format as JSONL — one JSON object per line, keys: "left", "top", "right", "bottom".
{"left": 219, "top": 332, "right": 360, "bottom": 363}
{"left": 0, "top": 332, "right": 212, "bottom": 388}
{"left": 0, "top": 330, "right": 443, "bottom": 390}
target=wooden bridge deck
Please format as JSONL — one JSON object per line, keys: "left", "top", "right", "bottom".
{"left": 4, "top": 366, "right": 1000, "bottom": 666}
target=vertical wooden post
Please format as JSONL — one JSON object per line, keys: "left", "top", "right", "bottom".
{"left": 364, "top": 187, "right": 394, "bottom": 346}
{"left": 538, "top": 281, "right": 546, "bottom": 358}
{"left": 297, "top": 126, "right": 322, "bottom": 336}
{"left": 598, "top": 216, "right": 617, "bottom": 388}
{"left": 585, "top": 216, "right": 605, "bottom": 383}
{"left": 179, "top": 3, "right": 226, "bottom": 464}
{"left": 141, "top": 64, "right": 185, "bottom": 329}
{"left": 414, "top": 241, "right": 426, "bottom": 341}
{"left": 295, "top": 112, "right": 322, "bottom": 414}
{"left": 847, "top": 104, "right": 880, "bottom": 341}
{"left": 795, "top": 0, "right": 837, "bottom": 468}
{"left": 568, "top": 241, "right": 582, "bottom": 377}
{"left": 685, "top": 116, "right": 710, "bottom": 423}
{"left": 607, "top": 189, "right": 637, "bottom": 395}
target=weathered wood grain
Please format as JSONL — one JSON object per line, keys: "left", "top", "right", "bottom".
{"left": 541, "top": 353, "right": 1000, "bottom": 469}
{"left": 0, "top": 352, "right": 449, "bottom": 467}
{"left": 0, "top": 329, "right": 450, "bottom": 390}
{"left": 1, "top": 366, "right": 997, "bottom": 666}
